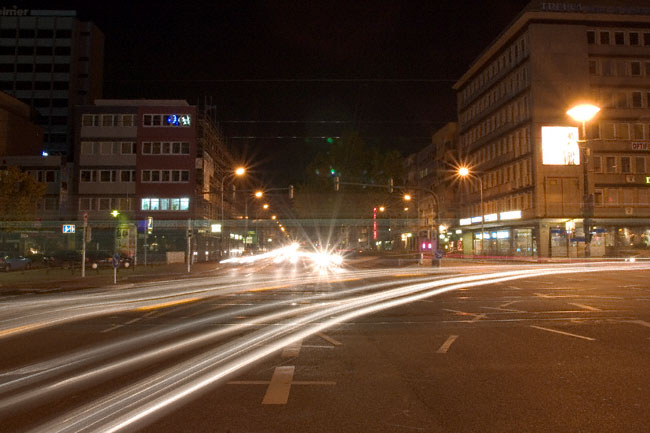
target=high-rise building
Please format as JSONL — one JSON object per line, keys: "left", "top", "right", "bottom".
{"left": 0, "top": 7, "right": 104, "bottom": 157}
{"left": 452, "top": 0, "right": 650, "bottom": 258}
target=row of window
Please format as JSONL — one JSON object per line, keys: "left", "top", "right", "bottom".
{"left": 460, "top": 35, "right": 529, "bottom": 105}
{"left": 592, "top": 155, "right": 647, "bottom": 174}
{"left": 27, "top": 169, "right": 57, "bottom": 183}
{"left": 141, "top": 197, "right": 190, "bottom": 211}
{"left": 141, "top": 170, "right": 190, "bottom": 183}
{"left": 462, "top": 96, "right": 530, "bottom": 148}
{"left": 472, "top": 127, "right": 532, "bottom": 165}
{"left": 460, "top": 65, "right": 529, "bottom": 124}
{"left": 37, "top": 197, "right": 59, "bottom": 211}
{"left": 468, "top": 157, "right": 533, "bottom": 193}
{"left": 80, "top": 170, "right": 136, "bottom": 183}
{"left": 589, "top": 58, "right": 650, "bottom": 78}
{"left": 142, "top": 141, "right": 191, "bottom": 155}
{"left": 596, "top": 122, "right": 650, "bottom": 140}
{"left": 79, "top": 197, "right": 134, "bottom": 212}
{"left": 593, "top": 89, "right": 650, "bottom": 110}
{"left": 587, "top": 30, "right": 650, "bottom": 47}
{"left": 1, "top": 80, "right": 69, "bottom": 90}
{"left": 143, "top": 114, "right": 192, "bottom": 127}
{"left": 81, "top": 114, "right": 136, "bottom": 127}
{"left": 0, "top": 63, "right": 69, "bottom": 73}
{"left": 594, "top": 188, "right": 650, "bottom": 207}
{"left": 0, "top": 46, "right": 71, "bottom": 56}
{"left": 80, "top": 141, "right": 136, "bottom": 155}
{"left": 0, "top": 29, "right": 72, "bottom": 39}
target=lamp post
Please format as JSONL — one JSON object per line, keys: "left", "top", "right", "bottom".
{"left": 458, "top": 166, "right": 485, "bottom": 256}
{"left": 567, "top": 104, "right": 600, "bottom": 258}
{"left": 220, "top": 166, "right": 246, "bottom": 258}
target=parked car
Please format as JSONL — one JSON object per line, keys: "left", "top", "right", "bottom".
{"left": 0, "top": 252, "right": 32, "bottom": 271}
{"left": 25, "top": 253, "right": 51, "bottom": 269}
{"left": 47, "top": 250, "right": 82, "bottom": 268}
{"left": 85, "top": 250, "right": 114, "bottom": 269}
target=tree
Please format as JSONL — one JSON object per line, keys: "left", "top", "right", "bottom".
{"left": 0, "top": 166, "right": 47, "bottom": 221}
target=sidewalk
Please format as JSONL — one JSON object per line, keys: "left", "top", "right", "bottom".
{"left": 0, "top": 261, "right": 223, "bottom": 293}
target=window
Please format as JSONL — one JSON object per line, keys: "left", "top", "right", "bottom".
{"left": 100, "top": 142, "right": 113, "bottom": 155}
{"left": 616, "top": 93, "right": 627, "bottom": 108}
{"left": 631, "top": 62, "right": 641, "bottom": 76}
{"left": 151, "top": 171, "right": 160, "bottom": 182}
{"left": 630, "top": 32, "right": 640, "bottom": 46}
{"left": 633, "top": 124, "right": 645, "bottom": 139}
{"left": 102, "top": 115, "right": 114, "bottom": 127}
{"left": 618, "top": 123, "right": 630, "bottom": 139}
{"left": 19, "top": 29, "right": 35, "bottom": 38}
{"left": 141, "top": 198, "right": 150, "bottom": 211}
{"left": 81, "top": 141, "right": 94, "bottom": 155}
{"left": 636, "top": 156, "right": 646, "bottom": 174}
{"left": 605, "top": 188, "right": 618, "bottom": 206}
{"left": 621, "top": 156, "right": 631, "bottom": 173}
{"left": 79, "top": 198, "right": 94, "bottom": 210}
{"left": 98, "top": 198, "right": 111, "bottom": 211}
{"left": 150, "top": 198, "right": 160, "bottom": 211}
{"left": 594, "top": 190, "right": 603, "bottom": 207}
{"left": 592, "top": 156, "right": 602, "bottom": 173}
{"left": 55, "top": 29, "right": 72, "bottom": 38}
{"left": 182, "top": 142, "right": 190, "bottom": 154}
{"left": 142, "top": 170, "right": 151, "bottom": 182}
{"left": 53, "top": 64, "right": 69, "bottom": 73}
{"left": 602, "top": 60, "right": 612, "bottom": 76}
{"left": 162, "top": 170, "right": 170, "bottom": 182}
{"left": 602, "top": 123, "right": 614, "bottom": 139}
{"left": 118, "top": 198, "right": 132, "bottom": 210}
{"left": 588, "top": 60, "right": 597, "bottom": 75}
{"left": 587, "top": 30, "right": 596, "bottom": 44}
{"left": 615, "top": 32, "right": 624, "bottom": 45}
{"left": 160, "top": 198, "right": 169, "bottom": 210}
{"left": 171, "top": 198, "right": 180, "bottom": 210}
{"left": 181, "top": 171, "right": 189, "bottom": 182}
{"left": 600, "top": 31, "right": 610, "bottom": 45}
{"left": 121, "top": 142, "right": 135, "bottom": 154}
{"left": 645, "top": 33, "right": 650, "bottom": 46}
{"left": 121, "top": 114, "right": 134, "bottom": 126}
{"left": 37, "top": 29, "right": 54, "bottom": 38}
{"left": 180, "top": 198, "right": 190, "bottom": 210}
{"left": 142, "top": 142, "right": 151, "bottom": 154}
{"left": 632, "top": 92, "right": 642, "bottom": 108}
{"left": 80, "top": 170, "right": 92, "bottom": 182}
{"left": 139, "top": 197, "right": 189, "bottom": 211}
{"left": 616, "top": 61, "right": 626, "bottom": 77}
{"left": 606, "top": 156, "right": 617, "bottom": 173}
{"left": 646, "top": 62, "right": 650, "bottom": 76}
{"left": 152, "top": 142, "right": 161, "bottom": 154}
{"left": 54, "top": 46, "right": 70, "bottom": 56}
{"left": 99, "top": 170, "right": 113, "bottom": 182}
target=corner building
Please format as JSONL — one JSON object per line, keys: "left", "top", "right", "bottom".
{"left": 453, "top": 0, "right": 650, "bottom": 258}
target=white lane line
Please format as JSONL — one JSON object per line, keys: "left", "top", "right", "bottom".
{"left": 317, "top": 332, "right": 342, "bottom": 346}
{"left": 100, "top": 324, "right": 123, "bottom": 333}
{"left": 302, "top": 345, "right": 335, "bottom": 349}
{"left": 125, "top": 318, "right": 141, "bottom": 325}
{"left": 530, "top": 325, "right": 595, "bottom": 341}
{"left": 568, "top": 303, "right": 602, "bottom": 312}
{"left": 281, "top": 339, "right": 302, "bottom": 358}
{"left": 436, "top": 335, "right": 459, "bottom": 354}
{"left": 262, "top": 366, "right": 294, "bottom": 404}
{"left": 628, "top": 320, "right": 650, "bottom": 328}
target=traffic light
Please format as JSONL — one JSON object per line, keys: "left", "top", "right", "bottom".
{"left": 335, "top": 176, "right": 340, "bottom": 191}
{"left": 289, "top": 184, "right": 294, "bottom": 199}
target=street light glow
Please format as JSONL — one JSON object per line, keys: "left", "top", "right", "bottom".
{"left": 403, "top": 194, "right": 412, "bottom": 201}
{"left": 263, "top": 204, "right": 269, "bottom": 209}
{"left": 458, "top": 166, "right": 470, "bottom": 177}
{"left": 566, "top": 104, "right": 600, "bottom": 122}
{"left": 234, "top": 167, "right": 246, "bottom": 176}
{"left": 379, "top": 206, "right": 385, "bottom": 212}
{"left": 255, "top": 191, "right": 263, "bottom": 198}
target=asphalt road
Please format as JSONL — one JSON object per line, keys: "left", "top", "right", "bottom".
{"left": 0, "top": 256, "right": 648, "bottom": 432}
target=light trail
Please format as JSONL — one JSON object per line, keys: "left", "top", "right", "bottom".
{"left": 24, "top": 262, "right": 650, "bottom": 432}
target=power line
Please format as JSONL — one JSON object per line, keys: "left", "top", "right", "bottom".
{"left": 220, "top": 120, "right": 447, "bottom": 124}
{"left": 106, "top": 78, "right": 458, "bottom": 83}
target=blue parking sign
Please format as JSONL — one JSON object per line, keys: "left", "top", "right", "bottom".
{"left": 62, "top": 224, "right": 75, "bottom": 234}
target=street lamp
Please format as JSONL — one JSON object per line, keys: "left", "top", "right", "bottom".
{"left": 457, "top": 166, "right": 485, "bottom": 256}
{"left": 567, "top": 103, "right": 600, "bottom": 258}
{"left": 221, "top": 166, "right": 246, "bottom": 257}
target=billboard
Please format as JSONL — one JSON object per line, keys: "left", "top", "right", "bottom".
{"left": 542, "top": 126, "right": 580, "bottom": 165}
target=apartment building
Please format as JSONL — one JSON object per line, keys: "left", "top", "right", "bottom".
{"left": 0, "top": 8, "right": 104, "bottom": 157}
{"left": 74, "top": 99, "right": 237, "bottom": 261}
{"left": 453, "top": 0, "right": 650, "bottom": 258}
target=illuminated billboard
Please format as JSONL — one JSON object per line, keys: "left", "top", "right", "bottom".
{"left": 542, "top": 126, "right": 580, "bottom": 165}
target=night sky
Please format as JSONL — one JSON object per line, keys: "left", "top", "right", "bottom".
{"left": 26, "top": 0, "right": 531, "bottom": 185}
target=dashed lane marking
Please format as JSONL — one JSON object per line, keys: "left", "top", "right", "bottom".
{"left": 436, "top": 335, "right": 459, "bottom": 354}
{"left": 568, "top": 303, "right": 602, "bottom": 312}
{"left": 530, "top": 325, "right": 595, "bottom": 341}
{"left": 316, "top": 332, "right": 342, "bottom": 346}
{"left": 281, "top": 339, "right": 302, "bottom": 358}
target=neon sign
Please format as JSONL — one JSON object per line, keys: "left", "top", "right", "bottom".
{"left": 164, "top": 114, "right": 191, "bottom": 126}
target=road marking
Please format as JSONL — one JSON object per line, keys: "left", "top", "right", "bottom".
{"left": 262, "top": 366, "right": 294, "bottom": 404}
{"left": 101, "top": 324, "right": 124, "bottom": 333}
{"left": 281, "top": 339, "right": 302, "bottom": 358}
{"left": 317, "top": 332, "right": 342, "bottom": 346}
{"left": 436, "top": 335, "right": 459, "bottom": 353}
{"left": 530, "top": 325, "right": 595, "bottom": 341}
{"left": 627, "top": 320, "right": 650, "bottom": 328}
{"left": 443, "top": 309, "right": 485, "bottom": 322}
{"left": 125, "top": 317, "right": 141, "bottom": 325}
{"left": 135, "top": 297, "right": 200, "bottom": 311}
{"left": 568, "top": 303, "right": 602, "bottom": 312}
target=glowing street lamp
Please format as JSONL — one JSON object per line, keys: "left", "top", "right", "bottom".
{"left": 567, "top": 103, "right": 600, "bottom": 258}
{"left": 263, "top": 203, "right": 269, "bottom": 210}
{"left": 255, "top": 190, "right": 263, "bottom": 198}
{"left": 457, "top": 166, "right": 485, "bottom": 255}
{"left": 403, "top": 194, "right": 412, "bottom": 201}
{"left": 221, "top": 166, "right": 247, "bottom": 257}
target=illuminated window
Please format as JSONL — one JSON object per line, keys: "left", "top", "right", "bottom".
{"left": 150, "top": 198, "right": 159, "bottom": 211}
{"left": 180, "top": 198, "right": 190, "bottom": 210}
{"left": 171, "top": 199, "right": 180, "bottom": 210}
{"left": 141, "top": 198, "right": 150, "bottom": 210}
{"left": 160, "top": 198, "right": 169, "bottom": 210}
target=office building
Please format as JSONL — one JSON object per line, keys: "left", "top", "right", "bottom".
{"left": 452, "top": 0, "right": 650, "bottom": 258}
{"left": 0, "top": 8, "right": 104, "bottom": 157}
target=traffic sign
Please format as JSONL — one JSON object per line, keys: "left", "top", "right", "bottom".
{"left": 147, "top": 216, "right": 153, "bottom": 234}
{"left": 62, "top": 224, "right": 76, "bottom": 234}
{"left": 113, "top": 254, "right": 120, "bottom": 268}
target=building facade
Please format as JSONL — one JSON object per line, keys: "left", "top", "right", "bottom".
{"left": 0, "top": 8, "right": 104, "bottom": 157}
{"left": 0, "top": 90, "right": 42, "bottom": 156}
{"left": 74, "top": 99, "right": 239, "bottom": 261}
{"left": 453, "top": 0, "right": 650, "bottom": 258}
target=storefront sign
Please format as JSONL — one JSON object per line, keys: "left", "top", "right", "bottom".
{"left": 542, "top": 126, "right": 580, "bottom": 165}
{"left": 500, "top": 210, "right": 522, "bottom": 220}
{"left": 632, "top": 142, "right": 650, "bottom": 151}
